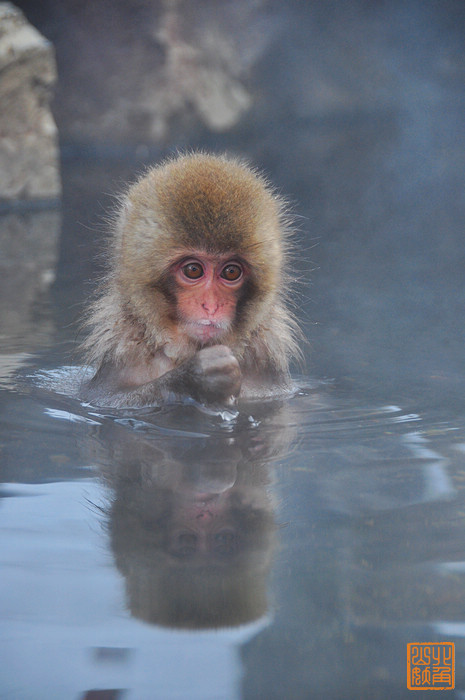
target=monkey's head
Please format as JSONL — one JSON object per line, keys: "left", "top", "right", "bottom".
{"left": 113, "top": 153, "right": 291, "bottom": 359}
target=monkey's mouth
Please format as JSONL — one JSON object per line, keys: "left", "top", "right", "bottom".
{"left": 186, "top": 319, "right": 229, "bottom": 342}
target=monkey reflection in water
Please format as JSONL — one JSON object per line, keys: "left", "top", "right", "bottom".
{"left": 80, "top": 152, "right": 302, "bottom": 408}
{"left": 94, "top": 407, "right": 294, "bottom": 629}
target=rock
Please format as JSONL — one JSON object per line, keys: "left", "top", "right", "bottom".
{"left": 17, "top": 0, "right": 275, "bottom": 148}
{"left": 0, "top": 3, "right": 61, "bottom": 202}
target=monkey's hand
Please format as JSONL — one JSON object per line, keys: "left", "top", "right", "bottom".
{"left": 181, "top": 345, "right": 242, "bottom": 404}
{"left": 83, "top": 345, "right": 242, "bottom": 408}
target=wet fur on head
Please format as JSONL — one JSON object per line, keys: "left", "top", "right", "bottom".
{"left": 82, "top": 152, "right": 301, "bottom": 373}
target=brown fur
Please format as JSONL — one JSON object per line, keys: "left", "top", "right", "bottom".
{"left": 81, "top": 152, "right": 301, "bottom": 404}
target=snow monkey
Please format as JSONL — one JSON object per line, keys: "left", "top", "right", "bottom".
{"left": 81, "top": 152, "right": 301, "bottom": 407}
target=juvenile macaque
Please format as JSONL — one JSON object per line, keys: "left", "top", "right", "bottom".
{"left": 81, "top": 152, "right": 301, "bottom": 407}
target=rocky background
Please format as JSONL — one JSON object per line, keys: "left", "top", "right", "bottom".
{"left": 4, "top": 0, "right": 465, "bottom": 404}
{"left": 0, "top": 3, "right": 60, "bottom": 202}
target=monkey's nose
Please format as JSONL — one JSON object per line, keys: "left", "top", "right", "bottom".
{"left": 201, "top": 300, "right": 219, "bottom": 315}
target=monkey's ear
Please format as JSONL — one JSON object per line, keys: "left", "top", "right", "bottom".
{"left": 122, "top": 199, "right": 133, "bottom": 216}
{"left": 116, "top": 198, "right": 133, "bottom": 230}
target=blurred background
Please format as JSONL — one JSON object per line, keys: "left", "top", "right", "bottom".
{"left": 3, "top": 0, "right": 465, "bottom": 407}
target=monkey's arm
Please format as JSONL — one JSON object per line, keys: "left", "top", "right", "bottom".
{"left": 81, "top": 345, "right": 242, "bottom": 408}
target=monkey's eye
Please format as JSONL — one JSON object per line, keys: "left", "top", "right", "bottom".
{"left": 220, "top": 263, "right": 242, "bottom": 282}
{"left": 181, "top": 261, "right": 204, "bottom": 280}
{"left": 170, "top": 531, "right": 198, "bottom": 558}
{"left": 213, "top": 530, "right": 237, "bottom": 556}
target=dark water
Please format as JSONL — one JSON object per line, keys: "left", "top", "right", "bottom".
{"left": 2, "top": 161, "right": 465, "bottom": 700}
{"left": 3, "top": 371, "right": 465, "bottom": 700}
